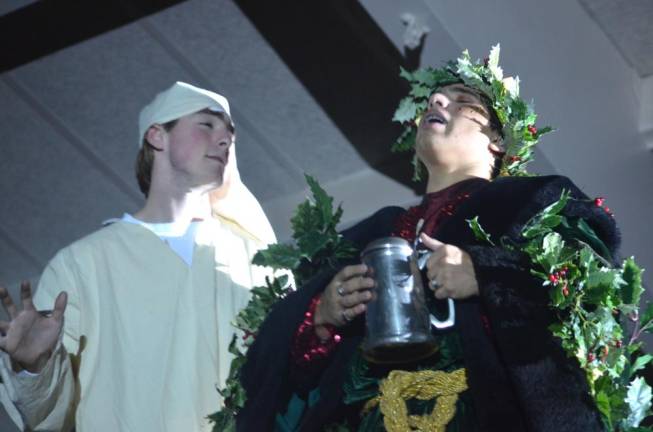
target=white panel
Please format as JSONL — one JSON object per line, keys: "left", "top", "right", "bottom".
{"left": 0, "top": 0, "right": 38, "bottom": 16}
{"left": 579, "top": 0, "right": 653, "bottom": 77}
{"left": 9, "top": 22, "right": 195, "bottom": 191}
{"left": 9, "top": 14, "right": 301, "bottom": 201}
{"left": 0, "top": 79, "right": 137, "bottom": 286}
{"left": 145, "top": 0, "right": 369, "bottom": 182}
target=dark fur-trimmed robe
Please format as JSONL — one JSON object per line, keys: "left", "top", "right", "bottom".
{"left": 238, "top": 175, "right": 619, "bottom": 431}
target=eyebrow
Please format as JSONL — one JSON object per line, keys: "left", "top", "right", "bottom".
{"left": 446, "top": 85, "right": 482, "bottom": 100}
{"left": 195, "top": 109, "right": 235, "bottom": 132}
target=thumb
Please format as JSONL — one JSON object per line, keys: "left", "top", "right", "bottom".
{"left": 420, "top": 233, "right": 445, "bottom": 251}
{"left": 52, "top": 292, "right": 68, "bottom": 320}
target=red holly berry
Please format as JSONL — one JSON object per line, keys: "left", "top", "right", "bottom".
{"left": 242, "top": 330, "right": 257, "bottom": 341}
{"left": 594, "top": 197, "right": 605, "bottom": 207}
{"left": 615, "top": 340, "right": 623, "bottom": 348}
{"left": 559, "top": 267, "right": 568, "bottom": 277}
{"left": 604, "top": 207, "right": 613, "bottom": 216}
{"left": 562, "top": 284, "right": 569, "bottom": 297}
{"left": 508, "top": 156, "right": 522, "bottom": 163}
{"left": 527, "top": 125, "right": 538, "bottom": 136}
{"left": 588, "top": 353, "right": 596, "bottom": 362}
{"left": 549, "top": 274, "right": 559, "bottom": 284}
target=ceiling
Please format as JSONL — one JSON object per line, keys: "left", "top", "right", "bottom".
{"left": 578, "top": 0, "right": 653, "bottom": 77}
{"left": 0, "top": 0, "right": 651, "bottom": 296}
{"left": 0, "top": 0, "right": 652, "bottom": 428}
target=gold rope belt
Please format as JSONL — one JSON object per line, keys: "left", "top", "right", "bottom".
{"left": 362, "top": 368, "right": 468, "bottom": 432}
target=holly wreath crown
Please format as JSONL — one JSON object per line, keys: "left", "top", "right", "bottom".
{"left": 392, "top": 44, "right": 553, "bottom": 179}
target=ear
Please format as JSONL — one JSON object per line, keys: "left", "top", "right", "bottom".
{"left": 144, "top": 124, "right": 166, "bottom": 151}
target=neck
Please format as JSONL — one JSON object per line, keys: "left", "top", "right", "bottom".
{"left": 425, "top": 165, "right": 491, "bottom": 194}
{"left": 134, "top": 182, "right": 213, "bottom": 223}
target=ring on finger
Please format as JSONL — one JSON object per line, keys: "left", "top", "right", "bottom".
{"left": 337, "top": 284, "right": 346, "bottom": 297}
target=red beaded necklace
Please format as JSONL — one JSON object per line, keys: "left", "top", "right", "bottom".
{"left": 392, "top": 178, "right": 487, "bottom": 242}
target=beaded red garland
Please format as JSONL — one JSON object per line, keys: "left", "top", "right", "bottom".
{"left": 291, "top": 295, "right": 341, "bottom": 366}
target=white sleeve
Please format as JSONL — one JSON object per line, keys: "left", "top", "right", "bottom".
{"left": 0, "top": 250, "right": 80, "bottom": 431}
{"left": 0, "top": 337, "right": 75, "bottom": 431}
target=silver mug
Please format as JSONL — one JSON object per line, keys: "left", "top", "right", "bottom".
{"left": 360, "top": 236, "right": 455, "bottom": 363}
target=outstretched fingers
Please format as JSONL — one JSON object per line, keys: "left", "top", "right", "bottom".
{"left": 0, "top": 286, "right": 17, "bottom": 320}
{"left": 20, "top": 281, "right": 35, "bottom": 311}
{"left": 52, "top": 292, "right": 68, "bottom": 320}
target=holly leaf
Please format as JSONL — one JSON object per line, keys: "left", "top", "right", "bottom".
{"left": 410, "top": 84, "right": 432, "bottom": 99}
{"left": 487, "top": 44, "right": 503, "bottom": 80}
{"left": 585, "top": 269, "right": 618, "bottom": 305}
{"left": 393, "top": 97, "right": 418, "bottom": 124}
{"left": 542, "top": 232, "right": 564, "bottom": 261}
{"left": 208, "top": 410, "right": 236, "bottom": 432}
{"left": 399, "top": 67, "right": 413, "bottom": 82}
{"left": 522, "top": 191, "right": 569, "bottom": 238}
{"left": 625, "top": 377, "right": 653, "bottom": 427}
{"left": 252, "top": 243, "right": 302, "bottom": 271}
{"left": 466, "top": 216, "right": 495, "bottom": 246}
{"left": 621, "top": 257, "right": 644, "bottom": 306}
{"left": 305, "top": 174, "right": 335, "bottom": 229}
{"left": 596, "top": 391, "right": 613, "bottom": 430}
{"left": 640, "top": 303, "right": 653, "bottom": 334}
{"left": 392, "top": 126, "right": 417, "bottom": 153}
{"left": 297, "top": 231, "right": 331, "bottom": 259}
{"left": 631, "top": 355, "right": 653, "bottom": 375}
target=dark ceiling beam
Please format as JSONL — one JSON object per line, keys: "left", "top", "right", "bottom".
{"left": 0, "top": 0, "right": 188, "bottom": 72}
{"left": 234, "top": 0, "right": 420, "bottom": 192}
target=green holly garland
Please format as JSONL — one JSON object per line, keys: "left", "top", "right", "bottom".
{"left": 392, "top": 44, "right": 553, "bottom": 180}
{"left": 468, "top": 192, "right": 652, "bottom": 431}
{"left": 208, "top": 175, "right": 356, "bottom": 431}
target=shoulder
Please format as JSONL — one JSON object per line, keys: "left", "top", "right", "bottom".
{"left": 64, "top": 221, "right": 137, "bottom": 252}
{"left": 341, "top": 206, "right": 405, "bottom": 250}
{"left": 473, "top": 175, "right": 620, "bottom": 255}
{"left": 47, "top": 221, "right": 145, "bottom": 268}
{"left": 487, "top": 175, "right": 582, "bottom": 198}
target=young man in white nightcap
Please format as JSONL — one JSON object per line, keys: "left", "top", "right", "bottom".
{"left": 0, "top": 82, "right": 276, "bottom": 431}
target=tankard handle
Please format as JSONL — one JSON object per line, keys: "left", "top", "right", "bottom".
{"left": 416, "top": 251, "right": 456, "bottom": 329}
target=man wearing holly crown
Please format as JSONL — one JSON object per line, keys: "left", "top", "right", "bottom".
{"left": 237, "top": 45, "right": 648, "bottom": 431}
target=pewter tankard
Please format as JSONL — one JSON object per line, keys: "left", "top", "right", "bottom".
{"left": 360, "top": 237, "right": 455, "bottom": 363}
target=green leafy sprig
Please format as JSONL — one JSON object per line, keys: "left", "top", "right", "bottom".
{"left": 209, "top": 174, "right": 356, "bottom": 431}
{"left": 468, "top": 192, "right": 652, "bottom": 431}
{"left": 393, "top": 44, "right": 553, "bottom": 179}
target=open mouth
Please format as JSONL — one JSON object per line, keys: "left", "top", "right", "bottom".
{"left": 424, "top": 112, "right": 447, "bottom": 125}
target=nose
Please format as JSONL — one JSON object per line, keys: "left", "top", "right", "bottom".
{"left": 217, "top": 130, "right": 234, "bottom": 148}
{"left": 428, "top": 92, "right": 449, "bottom": 110}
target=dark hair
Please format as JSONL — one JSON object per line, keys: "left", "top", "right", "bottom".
{"left": 135, "top": 119, "right": 177, "bottom": 197}
{"left": 477, "top": 91, "right": 505, "bottom": 179}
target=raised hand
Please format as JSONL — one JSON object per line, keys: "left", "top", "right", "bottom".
{"left": 314, "top": 264, "right": 375, "bottom": 328}
{"left": 0, "top": 282, "right": 67, "bottom": 373}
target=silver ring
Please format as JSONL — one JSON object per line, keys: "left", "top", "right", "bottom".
{"left": 342, "top": 310, "right": 352, "bottom": 323}
{"left": 429, "top": 279, "right": 440, "bottom": 290}
{"left": 337, "top": 285, "right": 345, "bottom": 297}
